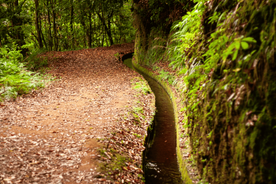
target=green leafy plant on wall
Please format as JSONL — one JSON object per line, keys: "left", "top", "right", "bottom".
{"left": 165, "top": 0, "right": 276, "bottom": 183}
{"left": 134, "top": 0, "right": 276, "bottom": 183}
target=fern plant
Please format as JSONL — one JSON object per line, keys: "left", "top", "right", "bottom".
{"left": 0, "top": 44, "right": 48, "bottom": 101}
{"left": 167, "top": 0, "right": 206, "bottom": 71}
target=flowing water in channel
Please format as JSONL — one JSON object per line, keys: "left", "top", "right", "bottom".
{"left": 123, "top": 57, "right": 183, "bottom": 184}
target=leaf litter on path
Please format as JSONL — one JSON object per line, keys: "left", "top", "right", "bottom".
{"left": 0, "top": 43, "right": 155, "bottom": 183}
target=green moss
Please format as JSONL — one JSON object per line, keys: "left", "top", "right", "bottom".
{"left": 133, "top": 0, "right": 276, "bottom": 183}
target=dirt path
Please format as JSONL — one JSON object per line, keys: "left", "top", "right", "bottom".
{"left": 0, "top": 43, "right": 152, "bottom": 183}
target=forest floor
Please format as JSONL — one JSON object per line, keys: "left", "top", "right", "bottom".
{"left": 0, "top": 43, "right": 154, "bottom": 183}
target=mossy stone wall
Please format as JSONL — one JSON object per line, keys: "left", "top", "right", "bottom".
{"left": 132, "top": 0, "right": 276, "bottom": 183}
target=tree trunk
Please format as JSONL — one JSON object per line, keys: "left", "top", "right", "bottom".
{"left": 51, "top": 0, "right": 58, "bottom": 51}
{"left": 92, "top": 14, "right": 95, "bottom": 47}
{"left": 88, "top": 12, "right": 92, "bottom": 48}
{"left": 70, "top": 0, "right": 74, "bottom": 50}
{"left": 34, "top": 0, "right": 43, "bottom": 48}
{"left": 40, "top": 18, "right": 47, "bottom": 49}
{"left": 107, "top": 14, "right": 113, "bottom": 45}
{"left": 80, "top": 14, "right": 86, "bottom": 48}
{"left": 12, "top": 0, "right": 27, "bottom": 56}
{"left": 47, "top": 0, "right": 53, "bottom": 50}
{"left": 101, "top": 21, "right": 104, "bottom": 47}
{"left": 97, "top": 12, "right": 114, "bottom": 46}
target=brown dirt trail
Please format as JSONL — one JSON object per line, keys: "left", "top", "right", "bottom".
{"left": 0, "top": 43, "right": 142, "bottom": 183}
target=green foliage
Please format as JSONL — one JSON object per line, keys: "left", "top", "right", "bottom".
{"left": 0, "top": 0, "right": 32, "bottom": 50}
{"left": 24, "top": 47, "right": 49, "bottom": 72}
{"left": 165, "top": 0, "right": 276, "bottom": 183}
{"left": 99, "top": 147, "right": 130, "bottom": 174}
{"left": 158, "top": 69, "right": 175, "bottom": 85}
{"left": 132, "top": 77, "right": 151, "bottom": 95}
{"left": 133, "top": 106, "right": 144, "bottom": 114}
{"left": 0, "top": 0, "right": 135, "bottom": 52}
{"left": 133, "top": 132, "right": 142, "bottom": 138}
{"left": 114, "top": 52, "right": 120, "bottom": 60}
{"left": 133, "top": 0, "right": 193, "bottom": 67}
{"left": 0, "top": 44, "right": 48, "bottom": 101}
{"left": 167, "top": 0, "right": 206, "bottom": 70}
{"left": 136, "top": 36, "right": 167, "bottom": 66}
{"left": 135, "top": 0, "right": 276, "bottom": 182}
{"left": 101, "top": 153, "right": 129, "bottom": 171}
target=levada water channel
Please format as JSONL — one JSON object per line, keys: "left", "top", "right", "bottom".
{"left": 122, "top": 54, "right": 183, "bottom": 184}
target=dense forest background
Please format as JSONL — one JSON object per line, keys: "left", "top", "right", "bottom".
{"left": 1, "top": 0, "right": 134, "bottom": 51}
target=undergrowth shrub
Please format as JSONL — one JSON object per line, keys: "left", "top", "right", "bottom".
{"left": 0, "top": 44, "right": 49, "bottom": 101}
{"left": 25, "top": 48, "right": 49, "bottom": 71}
